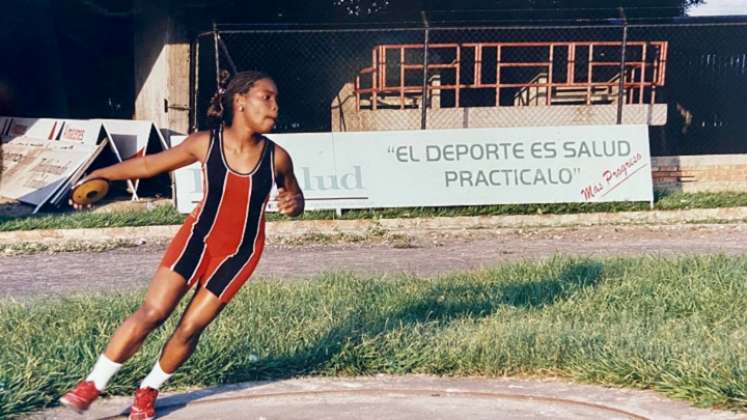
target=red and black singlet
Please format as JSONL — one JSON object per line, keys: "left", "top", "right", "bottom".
{"left": 161, "top": 126, "right": 276, "bottom": 303}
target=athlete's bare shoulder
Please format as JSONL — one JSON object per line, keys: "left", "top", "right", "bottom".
{"left": 272, "top": 143, "right": 292, "bottom": 165}
{"left": 178, "top": 130, "right": 212, "bottom": 163}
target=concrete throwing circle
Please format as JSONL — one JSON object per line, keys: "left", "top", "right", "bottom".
{"left": 147, "top": 389, "right": 649, "bottom": 420}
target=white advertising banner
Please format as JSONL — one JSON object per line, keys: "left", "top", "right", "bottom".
{"left": 173, "top": 125, "right": 653, "bottom": 213}
{"left": 0, "top": 118, "right": 132, "bottom": 211}
{"left": 0, "top": 117, "right": 118, "bottom": 144}
{"left": 94, "top": 119, "right": 171, "bottom": 200}
{"left": 0, "top": 117, "right": 61, "bottom": 140}
{"left": 0, "top": 136, "right": 100, "bottom": 207}
{"left": 54, "top": 119, "right": 106, "bottom": 145}
{"left": 94, "top": 119, "right": 168, "bottom": 160}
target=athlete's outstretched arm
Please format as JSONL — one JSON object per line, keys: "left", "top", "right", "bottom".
{"left": 274, "top": 145, "right": 304, "bottom": 217}
{"left": 86, "top": 131, "right": 210, "bottom": 182}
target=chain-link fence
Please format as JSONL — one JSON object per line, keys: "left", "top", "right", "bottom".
{"left": 193, "top": 19, "right": 747, "bottom": 156}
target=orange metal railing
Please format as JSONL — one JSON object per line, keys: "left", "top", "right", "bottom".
{"left": 354, "top": 40, "right": 668, "bottom": 110}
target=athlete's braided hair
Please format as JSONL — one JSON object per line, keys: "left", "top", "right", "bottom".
{"left": 207, "top": 69, "right": 273, "bottom": 128}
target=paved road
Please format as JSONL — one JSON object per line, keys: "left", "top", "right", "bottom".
{"left": 3, "top": 223, "right": 747, "bottom": 300}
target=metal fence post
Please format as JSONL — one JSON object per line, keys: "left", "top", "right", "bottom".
{"left": 213, "top": 22, "right": 221, "bottom": 90}
{"left": 617, "top": 7, "right": 628, "bottom": 125}
{"left": 420, "top": 11, "right": 430, "bottom": 130}
{"left": 190, "top": 36, "right": 200, "bottom": 132}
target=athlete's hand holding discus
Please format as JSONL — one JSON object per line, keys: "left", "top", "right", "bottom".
{"left": 68, "top": 131, "right": 204, "bottom": 212}
{"left": 68, "top": 172, "right": 110, "bottom": 211}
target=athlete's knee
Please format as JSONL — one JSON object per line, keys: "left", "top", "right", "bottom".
{"left": 172, "top": 319, "right": 207, "bottom": 343}
{"left": 133, "top": 305, "right": 170, "bottom": 330}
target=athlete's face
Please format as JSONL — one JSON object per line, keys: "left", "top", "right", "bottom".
{"left": 236, "top": 78, "right": 279, "bottom": 133}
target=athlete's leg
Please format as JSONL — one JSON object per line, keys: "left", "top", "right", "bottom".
{"left": 126, "top": 288, "right": 224, "bottom": 419}
{"left": 61, "top": 267, "right": 192, "bottom": 412}
{"left": 103, "top": 267, "right": 191, "bottom": 363}
{"left": 158, "top": 287, "right": 226, "bottom": 373}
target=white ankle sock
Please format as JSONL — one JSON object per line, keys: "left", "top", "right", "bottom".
{"left": 139, "top": 360, "right": 173, "bottom": 390}
{"left": 85, "top": 354, "right": 123, "bottom": 391}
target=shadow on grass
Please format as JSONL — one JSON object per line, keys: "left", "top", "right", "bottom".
{"left": 153, "top": 260, "right": 604, "bottom": 417}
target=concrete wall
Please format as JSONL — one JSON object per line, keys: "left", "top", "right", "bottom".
{"left": 332, "top": 98, "right": 667, "bottom": 132}
{"left": 652, "top": 154, "right": 747, "bottom": 192}
{"left": 133, "top": 0, "right": 190, "bottom": 135}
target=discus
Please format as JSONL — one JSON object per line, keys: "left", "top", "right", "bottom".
{"left": 70, "top": 177, "right": 110, "bottom": 206}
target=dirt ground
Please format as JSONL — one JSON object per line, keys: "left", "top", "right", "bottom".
{"left": 2, "top": 222, "right": 747, "bottom": 301}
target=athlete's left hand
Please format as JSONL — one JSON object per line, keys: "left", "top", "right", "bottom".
{"left": 277, "top": 188, "right": 304, "bottom": 216}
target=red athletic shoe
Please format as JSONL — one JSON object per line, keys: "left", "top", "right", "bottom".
{"left": 129, "top": 386, "right": 159, "bottom": 420}
{"left": 59, "top": 380, "right": 100, "bottom": 413}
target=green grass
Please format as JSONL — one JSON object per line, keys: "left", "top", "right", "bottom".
{"left": 1, "top": 256, "right": 746, "bottom": 417}
{"left": 0, "top": 204, "right": 185, "bottom": 232}
{"left": 332, "top": 191, "right": 747, "bottom": 219}
{"left": 2, "top": 191, "right": 747, "bottom": 232}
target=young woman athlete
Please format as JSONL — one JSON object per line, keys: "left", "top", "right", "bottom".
{"left": 59, "top": 70, "right": 304, "bottom": 420}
